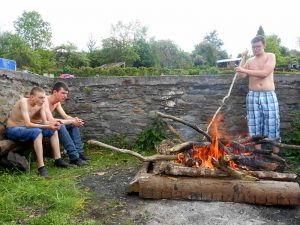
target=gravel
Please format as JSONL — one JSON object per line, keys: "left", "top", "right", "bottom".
{"left": 81, "top": 163, "right": 300, "bottom": 225}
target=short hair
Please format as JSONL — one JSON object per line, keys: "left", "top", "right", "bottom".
{"left": 251, "top": 35, "right": 266, "bottom": 45}
{"left": 51, "top": 81, "right": 69, "bottom": 93}
{"left": 30, "top": 86, "right": 45, "bottom": 96}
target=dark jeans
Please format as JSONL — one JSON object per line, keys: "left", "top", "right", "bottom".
{"left": 58, "top": 124, "right": 84, "bottom": 160}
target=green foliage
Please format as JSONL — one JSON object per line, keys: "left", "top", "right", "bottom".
{"left": 14, "top": 11, "right": 52, "bottom": 49}
{"left": 2, "top": 11, "right": 300, "bottom": 76}
{"left": 281, "top": 110, "right": 300, "bottom": 173}
{"left": 282, "top": 110, "right": 300, "bottom": 145}
{"left": 204, "top": 30, "right": 224, "bottom": 50}
{"left": 0, "top": 31, "right": 40, "bottom": 70}
{"left": 0, "top": 146, "right": 138, "bottom": 225}
{"left": 99, "top": 133, "right": 134, "bottom": 150}
{"left": 192, "top": 41, "right": 218, "bottom": 67}
{"left": 133, "top": 117, "right": 167, "bottom": 154}
{"left": 0, "top": 171, "right": 85, "bottom": 224}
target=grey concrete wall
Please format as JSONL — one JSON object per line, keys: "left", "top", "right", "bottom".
{"left": 1, "top": 69, "right": 300, "bottom": 141}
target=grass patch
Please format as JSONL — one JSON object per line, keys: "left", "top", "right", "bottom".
{"left": 0, "top": 143, "right": 140, "bottom": 225}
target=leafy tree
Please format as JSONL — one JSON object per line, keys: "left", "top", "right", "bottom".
{"left": 101, "top": 37, "right": 139, "bottom": 66}
{"left": 133, "top": 38, "right": 153, "bottom": 67}
{"left": 256, "top": 26, "right": 265, "bottom": 36}
{"left": 97, "top": 21, "right": 149, "bottom": 66}
{"left": 87, "top": 34, "right": 97, "bottom": 52}
{"left": 192, "top": 41, "right": 218, "bottom": 66}
{"left": 204, "top": 30, "right": 224, "bottom": 50}
{"left": 150, "top": 39, "right": 191, "bottom": 69}
{"left": 0, "top": 31, "right": 38, "bottom": 69}
{"left": 87, "top": 49, "right": 104, "bottom": 67}
{"left": 53, "top": 43, "right": 77, "bottom": 69}
{"left": 14, "top": 11, "right": 52, "bottom": 49}
{"left": 265, "top": 35, "right": 287, "bottom": 66}
{"left": 34, "top": 48, "right": 56, "bottom": 74}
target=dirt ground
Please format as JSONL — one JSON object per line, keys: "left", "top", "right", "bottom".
{"left": 81, "top": 163, "right": 300, "bottom": 225}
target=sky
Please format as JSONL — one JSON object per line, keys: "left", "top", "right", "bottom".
{"left": 0, "top": 0, "right": 299, "bottom": 57}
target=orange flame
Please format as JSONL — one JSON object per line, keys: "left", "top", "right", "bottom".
{"left": 176, "top": 113, "right": 240, "bottom": 169}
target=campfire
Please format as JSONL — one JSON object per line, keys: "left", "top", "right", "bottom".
{"left": 88, "top": 111, "right": 300, "bottom": 206}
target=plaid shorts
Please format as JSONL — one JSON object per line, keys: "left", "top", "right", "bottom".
{"left": 246, "top": 91, "right": 280, "bottom": 140}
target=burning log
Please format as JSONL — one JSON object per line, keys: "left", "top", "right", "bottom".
{"left": 156, "top": 140, "right": 197, "bottom": 155}
{"left": 152, "top": 161, "right": 297, "bottom": 182}
{"left": 224, "top": 154, "right": 285, "bottom": 172}
{"left": 211, "top": 157, "right": 258, "bottom": 181}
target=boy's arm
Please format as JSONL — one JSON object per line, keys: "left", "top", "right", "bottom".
{"left": 236, "top": 49, "right": 249, "bottom": 79}
{"left": 55, "top": 103, "right": 84, "bottom": 127}
{"left": 236, "top": 53, "right": 276, "bottom": 78}
{"left": 20, "top": 99, "right": 58, "bottom": 130}
{"left": 237, "top": 60, "right": 249, "bottom": 79}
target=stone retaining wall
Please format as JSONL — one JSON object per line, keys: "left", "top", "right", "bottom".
{"left": 1, "top": 69, "right": 300, "bottom": 141}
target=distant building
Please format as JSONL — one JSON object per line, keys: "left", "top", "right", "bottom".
{"left": 216, "top": 58, "right": 242, "bottom": 68}
{"left": 100, "top": 62, "right": 125, "bottom": 69}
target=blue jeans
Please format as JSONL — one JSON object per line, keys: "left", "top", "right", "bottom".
{"left": 58, "top": 124, "right": 84, "bottom": 160}
{"left": 5, "top": 126, "right": 54, "bottom": 142}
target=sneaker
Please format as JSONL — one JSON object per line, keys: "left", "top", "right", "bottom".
{"left": 38, "top": 166, "right": 49, "bottom": 177}
{"left": 54, "top": 158, "right": 69, "bottom": 168}
{"left": 79, "top": 153, "right": 91, "bottom": 161}
{"left": 70, "top": 158, "right": 88, "bottom": 166}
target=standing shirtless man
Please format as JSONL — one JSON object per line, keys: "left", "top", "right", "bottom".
{"left": 235, "top": 35, "right": 280, "bottom": 153}
{"left": 5, "top": 87, "right": 69, "bottom": 176}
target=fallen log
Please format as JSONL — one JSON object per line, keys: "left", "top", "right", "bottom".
{"left": 0, "top": 139, "right": 18, "bottom": 155}
{"left": 88, "top": 140, "right": 178, "bottom": 162}
{"left": 246, "top": 170, "right": 297, "bottom": 182}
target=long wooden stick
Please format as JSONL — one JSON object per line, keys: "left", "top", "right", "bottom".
{"left": 87, "top": 140, "right": 178, "bottom": 162}
{"left": 167, "top": 123, "right": 186, "bottom": 143}
{"left": 206, "top": 55, "right": 247, "bottom": 133}
{"left": 156, "top": 111, "right": 211, "bottom": 141}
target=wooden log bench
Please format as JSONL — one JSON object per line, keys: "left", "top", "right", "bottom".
{"left": 0, "top": 126, "right": 54, "bottom": 172}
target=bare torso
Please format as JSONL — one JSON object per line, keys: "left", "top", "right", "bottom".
{"left": 247, "top": 53, "right": 275, "bottom": 91}
{"left": 47, "top": 96, "right": 59, "bottom": 113}
{"left": 6, "top": 98, "right": 42, "bottom": 127}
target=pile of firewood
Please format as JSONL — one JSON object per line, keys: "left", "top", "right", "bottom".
{"left": 88, "top": 111, "right": 300, "bottom": 182}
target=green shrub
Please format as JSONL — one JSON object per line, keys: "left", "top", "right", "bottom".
{"left": 133, "top": 117, "right": 167, "bottom": 154}
{"left": 281, "top": 109, "right": 300, "bottom": 172}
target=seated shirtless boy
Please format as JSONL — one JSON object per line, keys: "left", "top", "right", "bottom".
{"left": 5, "top": 87, "right": 69, "bottom": 176}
